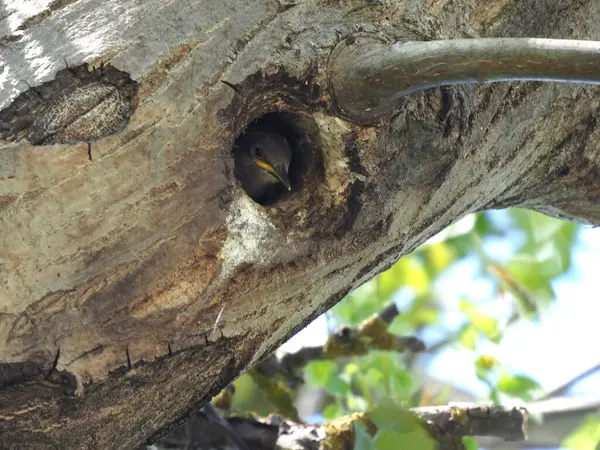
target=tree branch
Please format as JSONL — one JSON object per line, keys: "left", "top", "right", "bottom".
{"left": 540, "top": 361, "right": 600, "bottom": 399}
{"left": 330, "top": 37, "right": 600, "bottom": 123}
{"left": 416, "top": 403, "right": 528, "bottom": 442}
{"left": 152, "top": 403, "right": 528, "bottom": 450}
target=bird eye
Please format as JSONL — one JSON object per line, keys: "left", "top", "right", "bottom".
{"left": 253, "top": 146, "right": 263, "bottom": 159}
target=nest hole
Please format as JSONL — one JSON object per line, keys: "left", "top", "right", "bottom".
{"left": 233, "top": 111, "right": 320, "bottom": 206}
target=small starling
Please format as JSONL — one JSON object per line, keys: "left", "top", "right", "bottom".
{"left": 234, "top": 127, "right": 293, "bottom": 202}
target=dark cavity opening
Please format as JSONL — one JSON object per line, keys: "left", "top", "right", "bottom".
{"left": 233, "top": 112, "right": 313, "bottom": 206}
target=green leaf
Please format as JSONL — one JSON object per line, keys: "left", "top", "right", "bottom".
{"left": 475, "top": 211, "right": 502, "bottom": 238}
{"left": 460, "top": 300, "right": 502, "bottom": 343}
{"left": 358, "top": 353, "right": 415, "bottom": 401}
{"left": 507, "top": 253, "right": 559, "bottom": 285}
{"left": 445, "top": 230, "right": 481, "bottom": 260}
{"left": 373, "top": 429, "right": 404, "bottom": 450}
{"left": 475, "top": 355, "right": 499, "bottom": 382}
{"left": 368, "top": 402, "right": 434, "bottom": 450}
{"left": 322, "top": 402, "right": 343, "bottom": 420}
{"left": 462, "top": 436, "right": 479, "bottom": 450}
{"left": 489, "top": 263, "right": 545, "bottom": 316}
{"left": 489, "top": 387, "right": 501, "bottom": 405}
{"left": 390, "top": 369, "right": 415, "bottom": 399}
{"left": 562, "top": 414, "right": 600, "bottom": 450}
{"left": 510, "top": 208, "right": 577, "bottom": 246}
{"left": 412, "top": 307, "right": 440, "bottom": 326}
{"left": 347, "top": 394, "right": 368, "bottom": 412}
{"left": 305, "top": 360, "right": 337, "bottom": 387}
{"left": 368, "top": 401, "right": 410, "bottom": 431}
{"left": 497, "top": 374, "right": 541, "bottom": 401}
{"left": 332, "top": 282, "right": 383, "bottom": 325}
{"left": 422, "top": 242, "right": 456, "bottom": 276}
{"left": 364, "top": 367, "right": 385, "bottom": 387}
{"left": 508, "top": 208, "right": 578, "bottom": 279}
{"left": 354, "top": 421, "right": 375, "bottom": 450}
{"left": 372, "top": 426, "right": 437, "bottom": 450}
{"left": 305, "top": 361, "right": 350, "bottom": 398}
{"left": 344, "top": 362, "right": 360, "bottom": 376}
{"left": 377, "top": 257, "right": 430, "bottom": 300}
{"left": 388, "top": 305, "right": 440, "bottom": 335}
{"left": 460, "top": 326, "right": 479, "bottom": 350}
{"left": 325, "top": 374, "right": 351, "bottom": 397}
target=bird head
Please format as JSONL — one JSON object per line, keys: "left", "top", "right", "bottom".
{"left": 248, "top": 142, "right": 291, "bottom": 191}
{"left": 234, "top": 128, "right": 294, "bottom": 203}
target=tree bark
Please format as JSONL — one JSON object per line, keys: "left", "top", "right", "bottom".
{"left": 1, "top": 0, "right": 600, "bottom": 448}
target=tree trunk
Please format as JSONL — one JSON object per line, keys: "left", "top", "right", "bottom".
{"left": 1, "top": 0, "right": 599, "bottom": 448}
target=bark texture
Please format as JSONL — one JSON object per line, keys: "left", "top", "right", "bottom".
{"left": 1, "top": 0, "right": 600, "bottom": 448}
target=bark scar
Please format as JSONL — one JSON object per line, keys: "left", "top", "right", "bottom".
{"left": 44, "top": 348, "right": 60, "bottom": 380}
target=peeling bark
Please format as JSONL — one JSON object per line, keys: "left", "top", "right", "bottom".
{"left": 1, "top": 0, "right": 600, "bottom": 448}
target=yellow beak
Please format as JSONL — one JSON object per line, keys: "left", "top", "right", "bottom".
{"left": 254, "top": 160, "right": 291, "bottom": 191}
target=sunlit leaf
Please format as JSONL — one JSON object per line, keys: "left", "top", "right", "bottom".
{"left": 390, "top": 369, "right": 415, "bottom": 399}
{"left": 377, "top": 266, "right": 405, "bottom": 301}
{"left": 463, "top": 436, "right": 479, "bottom": 450}
{"left": 305, "top": 360, "right": 337, "bottom": 387}
{"left": 323, "top": 402, "right": 343, "bottom": 420}
{"left": 333, "top": 283, "right": 384, "bottom": 325}
{"left": 460, "top": 326, "right": 479, "bottom": 350}
{"left": 497, "top": 374, "right": 541, "bottom": 401}
{"left": 562, "top": 414, "right": 600, "bottom": 450}
{"left": 412, "top": 307, "right": 440, "bottom": 325}
{"left": 508, "top": 208, "right": 578, "bottom": 276}
{"left": 358, "top": 353, "right": 416, "bottom": 401}
{"left": 364, "top": 367, "right": 385, "bottom": 387}
{"left": 510, "top": 208, "right": 576, "bottom": 244}
{"left": 368, "top": 403, "right": 415, "bottom": 432}
{"left": 476, "top": 354, "right": 499, "bottom": 371}
{"left": 344, "top": 362, "right": 360, "bottom": 376}
{"left": 507, "top": 252, "right": 561, "bottom": 284}
{"left": 488, "top": 264, "right": 541, "bottom": 316}
{"left": 423, "top": 242, "right": 456, "bottom": 276}
{"left": 372, "top": 424, "right": 436, "bottom": 450}
{"left": 460, "top": 300, "right": 502, "bottom": 343}
{"left": 402, "top": 259, "right": 430, "bottom": 294}
{"left": 444, "top": 232, "right": 480, "bottom": 260}
{"left": 348, "top": 394, "right": 369, "bottom": 412}
{"left": 368, "top": 403, "right": 435, "bottom": 450}
{"left": 305, "top": 360, "right": 350, "bottom": 397}
{"left": 389, "top": 300, "right": 441, "bottom": 335}
{"left": 377, "top": 257, "right": 430, "bottom": 300}
{"left": 476, "top": 354, "right": 499, "bottom": 382}
{"left": 325, "top": 374, "right": 351, "bottom": 397}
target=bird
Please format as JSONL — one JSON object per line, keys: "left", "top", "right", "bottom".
{"left": 234, "top": 127, "right": 293, "bottom": 203}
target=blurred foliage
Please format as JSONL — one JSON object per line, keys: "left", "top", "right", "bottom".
{"left": 462, "top": 437, "right": 479, "bottom": 450}
{"left": 361, "top": 402, "right": 436, "bottom": 450}
{"left": 562, "top": 414, "right": 600, "bottom": 450}
{"left": 222, "top": 209, "right": 583, "bottom": 448}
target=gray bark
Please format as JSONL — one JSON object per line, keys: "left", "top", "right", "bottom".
{"left": 1, "top": 0, "right": 600, "bottom": 448}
